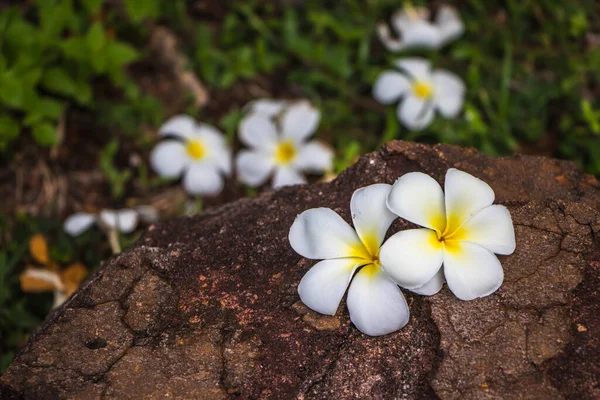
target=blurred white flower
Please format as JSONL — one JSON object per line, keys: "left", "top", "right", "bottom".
{"left": 243, "top": 99, "right": 289, "bottom": 117}
{"left": 373, "top": 57, "right": 465, "bottom": 130}
{"left": 236, "top": 101, "right": 334, "bottom": 189}
{"left": 150, "top": 115, "right": 232, "bottom": 196}
{"left": 377, "top": 4, "right": 464, "bottom": 52}
{"left": 63, "top": 206, "right": 157, "bottom": 236}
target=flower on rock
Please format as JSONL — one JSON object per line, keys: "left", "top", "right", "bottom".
{"left": 377, "top": 4, "right": 464, "bottom": 52}
{"left": 379, "top": 169, "right": 516, "bottom": 301}
{"left": 20, "top": 234, "right": 88, "bottom": 308}
{"left": 236, "top": 101, "right": 333, "bottom": 189}
{"left": 373, "top": 58, "right": 465, "bottom": 131}
{"left": 151, "top": 115, "right": 232, "bottom": 196}
{"left": 289, "top": 184, "right": 410, "bottom": 337}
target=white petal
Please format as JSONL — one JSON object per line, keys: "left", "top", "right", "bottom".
{"left": 432, "top": 70, "right": 465, "bottom": 118}
{"left": 159, "top": 115, "right": 197, "bottom": 139}
{"left": 435, "top": 5, "right": 464, "bottom": 46}
{"left": 21, "top": 268, "right": 63, "bottom": 291}
{"left": 398, "top": 20, "right": 442, "bottom": 50}
{"left": 398, "top": 95, "right": 435, "bottom": 131}
{"left": 289, "top": 208, "right": 368, "bottom": 260}
{"left": 236, "top": 150, "right": 274, "bottom": 187}
{"left": 293, "top": 141, "right": 334, "bottom": 173}
{"left": 273, "top": 167, "right": 306, "bottom": 188}
{"left": 280, "top": 101, "right": 320, "bottom": 143}
{"left": 202, "top": 134, "right": 232, "bottom": 176}
{"left": 444, "top": 168, "right": 495, "bottom": 237}
{"left": 376, "top": 22, "right": 407, "bottom": 52}
{"left": 372, "top": 71, "right": 411, "bottom": 104}
{"left": 350, "top": 184, "right": 396, "bottom": 255}
{"left": 451, "top": 205, "right": 516, "bottom": 255}
{"left": 63, "top": 212, "right": 96, "bottom": 236}
{"left": 238, "top": 113, "right": 279, "bottom": 150}
{"left": 347, "top": 265, "right": 410, "bottom": 337}
{"left": 150, "top": 140, "right": 188, "bottom": 178}
{"left": 183, "top": 164, "right": 224, "bottom": 196}
{"left": 387, "top": 172, "right": 446, "bottom": 234}
{"left": 443, "top": 241, "right": 504, "bottom": 300}
{"left": 245, "top": 99, "right": 288, "bottom": 117}
{"left": 196, "top": 123, "right": 227, "bottom": 149}
{"left": 298, "top": 258, "right": 363, "bottom": 316}
{"left": 410, "top": 268, "right": 445, "bottom": 296}
{"left": 394, "top": 58, "right": 432, "bottom": 81}
{"left": 379, "top": 228, "right": 444, "bottom": 289}
{"left": 99, "top": 209, "right": 139, "bottom": 233}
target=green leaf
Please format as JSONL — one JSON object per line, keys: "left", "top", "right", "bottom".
{"left": 0, "top": 115, "right": 20, "bottom": 147}
{"left": 124, "top": 0, "right": 159, "bottom": 23}
{"left": 82, "top": 0, "right": 103, "bottom": 14}
{"left": 86, "top": 22, "right": 106, "bottom": 54}
{"left": 105, "top": 41, "right": 139, "bottom": 68}
{"left": 41, "top": 68, "right": 77, "bottom": 97}
{"left": 31, "top": 122, "right": 58, "bottom": 146}
{"left": 0, "top": 73, "right": 24, "bottom": 109}
{"left": 61, "top": 37, "right": 88, "bottom": 62}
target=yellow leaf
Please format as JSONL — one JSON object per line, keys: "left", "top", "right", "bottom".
{"left": 20, "top": 269, "right": 60, "bottom": 293}
{"left": 61, "top": 262, "right": 88, "bottom": 296}
{"left": 29, "top": 234, "right": 50, "bottom": 265}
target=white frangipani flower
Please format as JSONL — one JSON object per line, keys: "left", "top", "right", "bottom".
{"left": 63, "top": 206, "right": 157, "bottom": 236}
{"left": 377, "top": 4, "right": 464, "bottom": 52}
{"left": 289, "top": 184, "right": 410, "bottom": 337}
{"left": 236, "top": 101, "right": 333, "bottom": 189}
{"left": 373, "top": 58, "right": 465, "bottom": 130}
{"left": 379, "top": 169, "right": 516, "bottom": 301}
{"left": 150, "top": 115, "right": 232, "bottom": 196}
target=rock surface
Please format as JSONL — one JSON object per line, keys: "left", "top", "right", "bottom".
{"left": 2, "top": 141, "right": 600, "bottom": 400}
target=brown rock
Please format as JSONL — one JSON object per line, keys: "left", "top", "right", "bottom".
{"left": 2, "top": 141, "right": 600, "bottom": 399}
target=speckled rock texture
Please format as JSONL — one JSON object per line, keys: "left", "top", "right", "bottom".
{"left": 2, "top": 141, "right": 600, "bottom": 400}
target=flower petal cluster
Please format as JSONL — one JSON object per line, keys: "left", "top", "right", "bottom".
{"left": 290, "top": 169, "right": 516, "bottom": 336}
{"left": 377, "top": 4, "right": 464, "bottom": 52}
{"left": 373, "top": 58, "right": 465, "bottom": 130}
{"left": 150, "top": 115, "right": 232, "bottom": 196}
{"left": 236, "top": 101, "right": 333, "bottom": 189}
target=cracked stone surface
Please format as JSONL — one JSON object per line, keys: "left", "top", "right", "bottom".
{"left": 1, "top": 141, "right": 600, "bottom": 399}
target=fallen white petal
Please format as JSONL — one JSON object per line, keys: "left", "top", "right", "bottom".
{"left": 289, "top": 208, "right": 367, "bottom": 260}
{"left": 398, "top": 20, "right": 442, "bottom": 50}
{"left": 394, "top": 58, "right": 432, "bottom": 81}
{"left": 443, "top": 241, "right": 504, "bottom": 301}
{"left": 280, "top": 101, "right": 320, "bottom": 144}
{"left": 387, "top": 172, "right": 446, "bottom": 234}
{"left": 298, "top": 257, "right": 364, "bottom": 316}
{"left": 159, "top": 115, "right": 197, "bottom": 139}
{"left": 99, "top": 209, "right": 139, "bottom": 233}
{"left": 183, "top": 164, "right": 224, "bottom": 196}
{"left": 64, "top": 212, "right": 96, "bottom": 236}
{"left": 432, "top": 70, "right": 465, "bottom": 118}
{"left": 21, "top": 268, "right": 63, "bottom": 291}
{"left": 245, "top": 99, "right": 288, "bottom": 117}
{"left": 436, "top": 5, "right": 464, "bottom": 46}
{"left": 444, "top": 168, "right": 495, "bottom": 237}
{"left": 372, "top": 71, "right": 411, "bottom": 104}
{"left": 236, "top": 150, "right": 274, "bottom": 187}
{"left": 410, "top": 267, "right": 445, "bottom": 296}
{"left": 239, "top": 113, "right": 278, "bottom": 150}
{"left": 273, "top": 166, "right": 307, "bottom": 188}
{"left": 398, "top": 95, "right": 435, "bottom": 131}
{"left": 293, "top": 141, "right": 334, "bottom": 173}
{"left": 346, "top": 265, "right": 410, "bottom": 337}
{"left": 150, "top": 140, "right": 188, "bottom": 178}
{"left": 350, "top": 184, "right": 396, "bottom": 255}
{"left": 379, "top": 228, "right": 444, "bottom": 289}
{"left": 452, "top": 205, "right": 516, "bottom": 255}
{"left": 135, "top": 206, "right": 159, "bottom": 224}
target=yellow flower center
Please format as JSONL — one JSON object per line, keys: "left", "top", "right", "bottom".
{"left": 186, "top": 140, "right": 206, "bottom": 160}
{"left": 274, "top": 140, "right": 297, "bottom": 165}
{"left": 413, "top": 81, "right": 433, "bottom": 99}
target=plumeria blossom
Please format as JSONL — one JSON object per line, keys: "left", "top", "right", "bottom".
{"left": 150, "top": 115, "right": 232, "bottom": 196}
{"left": 373, "top": 58, "right": 465, "bottom": 130}
{"left": 236, "top": 101, "right": 334, "bottom": 188}
{"left": 20, "top": 234, "right": 88, "bottom": 308}
{"left": 379, "top": 169, "right": 516, "bottom": 301}
{"left": 377, "top": 4, "right": 464, "bottom": 52}
{"left": 63, "top": 206, "right": 158, "bottom": 236}
{"left": 289, "top": 184, "right": 410, "bottom": 337}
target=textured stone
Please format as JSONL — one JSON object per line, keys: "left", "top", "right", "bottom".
{"left": 2, "top": 141, "right": 599, "bottom": 399}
